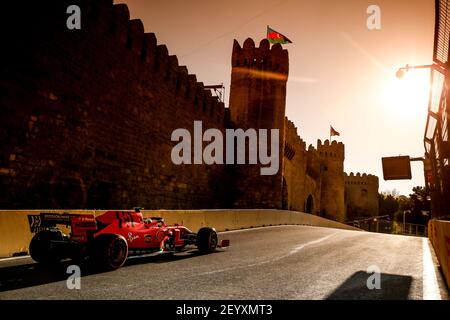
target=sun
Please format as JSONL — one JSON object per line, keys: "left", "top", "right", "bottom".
{"left": 381, "top": 69, "right": 430, "bottom": 118}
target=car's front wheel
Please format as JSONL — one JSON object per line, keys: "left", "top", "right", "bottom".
{"left": 196, "top": 227, "right": 218, "bottom": 254}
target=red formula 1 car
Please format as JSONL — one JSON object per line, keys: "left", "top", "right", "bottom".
{"left": 29, "top": 208, "right": 229, "bottom": 270}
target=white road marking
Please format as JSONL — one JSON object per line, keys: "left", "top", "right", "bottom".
{"left": 290, "top": 233, "right": 336, "bottom": 254}
{"left": 218, "top": 225, "right": 310, "bottom": 234}
{"left": 195, "top": 233, "right": 337, "bottom": 277}
{"left": 0, "top": 255, "right": 31, "bottom": 262}
{"left": 422, "top": 237, "right": 441, "bottom": 300}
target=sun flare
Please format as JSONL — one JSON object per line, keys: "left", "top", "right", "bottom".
{"left": 381, "top": 70, "right": 430, "bottom": 118}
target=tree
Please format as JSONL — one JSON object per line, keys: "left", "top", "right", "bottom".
{"left": 408, "top": 186, "right": 431, "bottom": 225}
{"left": 378, "top": 191, "right": 399, "bottom": 220}
{"left": 378, "top": 187, "right": 430, "bottom": 225}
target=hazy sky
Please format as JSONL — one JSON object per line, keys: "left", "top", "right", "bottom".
{"left": 117, "top": 0, "right": 435, "bottom": 196}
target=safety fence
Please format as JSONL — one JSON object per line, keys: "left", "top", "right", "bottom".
{"left": 428, "top": 219, "right": 450, "bottom": 289}
{"left": 347, "top": 219, "right": 427, "bottom": 237}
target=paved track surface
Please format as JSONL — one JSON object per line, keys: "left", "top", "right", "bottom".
{"left": 0, "top": 225, "right": 448, "bottom": 299}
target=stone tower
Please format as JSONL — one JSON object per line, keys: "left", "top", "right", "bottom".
{"left": 317, "top": 139, "right": 345, "bottom": 222}
{"left": 345, "top": 172, "right": 379, "bottom": 220}
{"left": 229, "top": 38, "right": 288, "bottom": 131}
{"left": 228, "top": 38, "right": 289, "bottom": 208}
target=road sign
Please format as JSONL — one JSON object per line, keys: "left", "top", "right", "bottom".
{"left": 381, "top": 156, "right": 412, "bottom": 180}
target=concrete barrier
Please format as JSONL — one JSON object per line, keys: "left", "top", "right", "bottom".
{"left": 0, "top": 209, "right": 361, "bottom": 258}
{"left": 428, "top": 219, "right": 450, "bottom": 289}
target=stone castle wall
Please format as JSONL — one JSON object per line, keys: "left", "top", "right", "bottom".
{"left": 283, "top": 118, "right": 322, "bottom": 214}
{"left": 0, "top": 0, "right": 228, "bottom": 209}
{"left": 0, "top": 0, "right": 378, "bottom": 222}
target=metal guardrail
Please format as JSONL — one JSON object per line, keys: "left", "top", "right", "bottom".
{"left": 396, "top": 222, "right": 428, "bottom": 237}
{"left": 347, "top": 219, "right": 427, "bottom": 237}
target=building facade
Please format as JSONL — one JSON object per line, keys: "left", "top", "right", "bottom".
{"left": 423, "top": 0, "right": 450, "bottom": 218}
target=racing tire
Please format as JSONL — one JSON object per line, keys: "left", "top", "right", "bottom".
{"left": 29, "top": 229, "right": 68, "bottom": 265}
{"left": 92, "top": 234, "right": 128, "bottom": 270}
{"left": 196, "top": 227, "right": 218, "bottom": 254}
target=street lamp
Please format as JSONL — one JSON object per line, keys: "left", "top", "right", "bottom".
{"left": 395, "top": 63, "right": 445, "bottom": 79}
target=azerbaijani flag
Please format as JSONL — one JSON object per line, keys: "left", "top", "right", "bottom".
{"left": 267, "top": 26, "right": 292, "bottom": 44}
{"left": 330, "top": 126, "right": 340, "bottom": 137}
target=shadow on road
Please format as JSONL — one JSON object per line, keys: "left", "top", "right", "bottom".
{"left": 326, "top": 271, "right": 413, "bottom": 300}
{"left": 0, "top": 250, "right": 220, "bottom": 293}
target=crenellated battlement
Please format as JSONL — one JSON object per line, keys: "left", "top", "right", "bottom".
{"left": 284, "top": 118, "right": 307, "bottom": 155}
{"left": 316, "top": 139, "right": 345, "bottom": 160}
{"left": 78, "top": 0, "right": 227, "bottom": 124}
{"left": 231, "top": 38, "right": 289, "bottom": 77}
{"left": 344, "top": 172, "right": 379, "bottom": 186}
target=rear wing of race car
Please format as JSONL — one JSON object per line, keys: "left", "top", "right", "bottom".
{"left": 39, "top": 213, "right": 78, "bottom": 227}
{"left": 39, "top": 213, "right": 97, "bottom": 242}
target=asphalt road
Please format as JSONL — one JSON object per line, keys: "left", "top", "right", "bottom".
{"left": 0, "top": 225, "right": 448, "bottom": 300}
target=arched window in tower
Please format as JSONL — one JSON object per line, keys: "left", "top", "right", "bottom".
{"left": 361, "top": 189, "right": 368, "bottom": 197}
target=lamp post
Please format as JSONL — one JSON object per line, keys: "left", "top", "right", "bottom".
{"left": 395, "top": 63, "right": 445, "bottom": 79}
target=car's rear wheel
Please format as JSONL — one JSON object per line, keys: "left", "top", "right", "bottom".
{"left": 196, "top": 227, "right": 218, "bottom": 254}
{"left": 92, "top": 234, "right": 128, "bottom": 270}
{"left": 29, "top": 230, "right": 68, "bottom": 265}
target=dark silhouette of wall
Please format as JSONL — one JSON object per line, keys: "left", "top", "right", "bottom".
{"left": 0, "top": 0, "right": 228, "bottom": 209}
{"left": 0, "top": 0, "right": 378, "bottom": 220}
